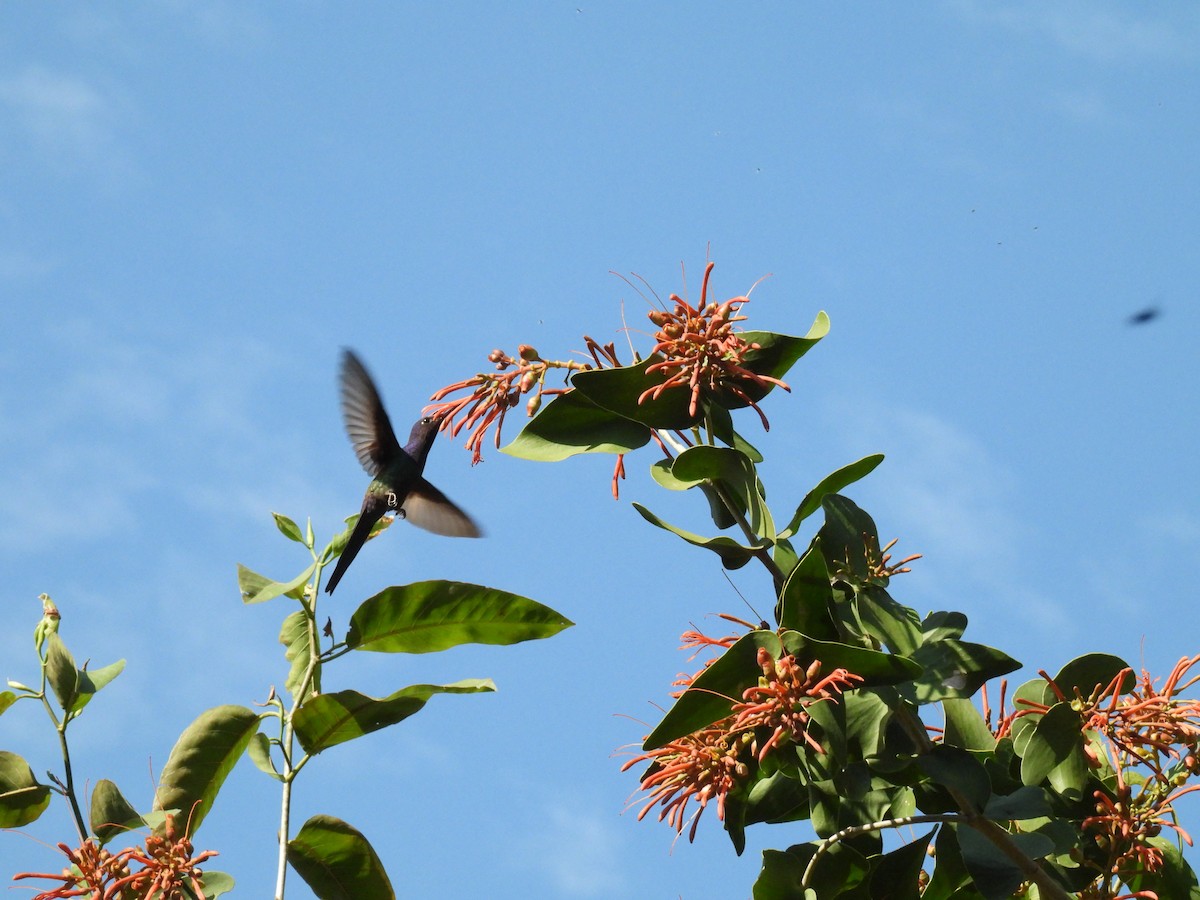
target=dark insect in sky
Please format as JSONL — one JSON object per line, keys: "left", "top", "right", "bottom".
{"left": 1128, "top": 307, "right": 1161, "bottom": 325}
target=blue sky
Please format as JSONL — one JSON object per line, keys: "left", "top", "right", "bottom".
{"left": 2, "top": 2, "right": 1198, "bottom": 896}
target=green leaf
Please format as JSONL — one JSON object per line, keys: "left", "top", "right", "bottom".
{"left": 247, "top": 732, "right": 281, "bottom": 781}
{"left": 273, "top": 512, "right": 304, "bottom": 543}
{"left": 501, "top": 388, "right": 651, "bottom": 461}
{"left": 868, "top": 828, "right": 935, "bottom": 899}
{"left": 942, "top": 698, "right": 997, "bottom": 752}
{"left": 321, "top": 514, "right": 393, "bottom": 565}
{"left": 983, "top": 786, "right": 1052, "bottom": 821}
{"left": 1019, "top": 702, "right": 1082, "bottom": 788}
{"left": 44, "top": 633, "right": 125, "bottom": 716}
{"left": 779, "top": 631, "right": 923, "bottom": 687}
{"left": 645, "top": 631, "right": 781, "bottom": 749}
{"left": 670, "top": 446, "right": 774, "bottom": 540}
{"left": 776, "top": 542, "right": 837, "bottom": 639}
{"left": 287, "top": 815, "right": 395, "bottom": 900}
{"left": 920, "top": 611, "right": 969, "bottom": 644}
{"left": 346, "top": 580, "right": 572, "bottom": 653}
{"left": 901, "top": 640, "right": 1021, "bottom": 705}
{"left": 237, "top": 561, "right": 315, "bottom": 605}
{"left": 918, "top": 746, "right": 991, "bottom": 811}
{"left": 1125, "top": 835, "right": 1200, "bottom": 898}
{"left": 631, "top": 502, "right": 757, "bottom": 569}
{"left": 294, "top": 681, "right": 495, "bottom": 754}
{"left": 198, "top": 870, "right": 236, "bottom": 898}
{"left": 570, "top": 355, "right": 710, "bottom": 431}
{"left": 0, "top": 691, "right": 16, "bottom": 717}
{"left": 91, "top": 779, "right": 145, "bottom": 845}
{"left": 922, "top": 824, "right": 971, "bottom": 899}
{"left": 704, "top": 401, "right": 764, "bottom": 463}
{"left": 857, "top": 585, "right": 921, "bottom": 657}
{"left": 956, "top": 824, "right": 1053, "bottom": 900}
{"left": 153, "top": 705, "right": 262, "bottom": 834}
{"left": 818, "top": 495, "right": 880, "bottom": 579}
{"left": 1052, "top": 653, "right": 1135, "bottom": 699}
{"left": 280, "top": 609, "right": 318, "bottom": 700}
{"left": 0, "top": 750, "right": 51, "bottom": 827}
{"left": 782, "top": 455, "right": 885, "bottom": 538}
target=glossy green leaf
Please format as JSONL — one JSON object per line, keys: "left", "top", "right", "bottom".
{"left": 294, "top": 681, "right": 495, "bottom": 754}
{"left": 154, "top": 705, "right": 261, "bottom": 834}
{"left": 818, "top": 495, "right": 879, "bottom": 579}
{"left": 45, "top": 634, "right": 125, "bottom": 716}
{"left": 346, "top": 580, "right": 572, "bottom": 653}
{"left": 779, "top": 631, "right": 923, "bottom": 687}
{"left": 922, "top": 823, "right": 971, "bottom": 899}
{"left": 247, "top": 732, "right": 281, "bottom": 781}
{"left": 645, "top": 630, "right": 781, "bottom": 748}
{"left": 921, "top": 611, "right": 969, "bottom": 644}
{"left": 942, "top": 698, "right": 996, "bottom": 752}
{"left": 776, "top": 543, "right": 837, "bottom": 639}
{"left": 273, "top": 512, "right": 304, "bottom": 544}
{"left": 280, "top": 609, "right": 318, "bottom": 700}
{"left": 918, "top": 745, "right": 991, "bottom": 812}
{"left": 754, "top": 842, "right": 868, "bottom": 900}
{"left": 0, "top": 750, "right": 50, "bottom": 827}
{"left": 198, "top": 871, "right": 236, "bottom": 898}
{"left": 858, "top": 585, "right": 921, "bottom": 657}
{"left": 1052, "top": 653, "right": 1135, "bottom": 699}
{"left": 868, "top": 829, "right": 935, "bottom": 899}
{"left": 671, "top": 446, "right": 774, "bottom": 540}
{"left": 704, "top": 401, "right": 764, "bottom": 463}
{"left": 1125, "top": 836, "right": 1200, "bottom": 898}
{"left": 782, "top": 455, "right": 885, "bottom": 538}
{"left": 0, "top": 691, "right": 15, "bottom": 717}
{"left": 648, "top": 459, "right": 743, "bottom": 530}
{"left": 956, "top": 824, "right": 1053, "bottom": 900}
{"left": 501, "top": 388, "right": 651, "bottom": 461}
{"left": 287, "top": 815, "right": 395, "bottom": 900}
{"left": 237, "top": 561, "right": 315, "bottom": 605}
{"left": 631, "top": 502, "right": 757, "bottom": 569}
{"left": 902, "top": 640, "right": 1021, "bottom": 704}
{"left": 1019, "top": 702, "right": 1082, "bottom": 788}
{"left": 982, "top": 786, "right": 1052, "bottom": 821}
{"left": 91, "top": 779, "right": 144, "bottom": 845}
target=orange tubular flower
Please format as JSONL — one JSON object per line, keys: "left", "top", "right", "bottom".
{"left": 636, "top": 261, "right": 788, "bottom": 427}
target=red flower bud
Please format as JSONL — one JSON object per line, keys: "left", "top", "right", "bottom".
{"left": 526, "top": 393, "right": 542, "bottom": 416}
{"left": 518, "top": 344, "right": 540, "bottom": 361}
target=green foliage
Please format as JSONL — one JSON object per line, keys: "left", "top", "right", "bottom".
{"left": 287, "top": 815, "right": 395, "bottom": 899}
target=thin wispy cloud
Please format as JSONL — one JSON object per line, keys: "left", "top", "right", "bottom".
{"left": 521, "top": 803, "right": 627, "bottom": 897}
{"left": 947, "top": 0, "right": 1200, "bottom": 65}
{"left": 0, "top": 65, "right": 132, "bottom": 180}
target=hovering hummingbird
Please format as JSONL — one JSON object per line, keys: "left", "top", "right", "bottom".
{"left": 324, "top": 350, "right": 481, "bottom": 594}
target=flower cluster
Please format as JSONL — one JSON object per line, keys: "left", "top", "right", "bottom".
{"left": 426, "top": 337, "right": 620, "bottom": 465}
{"left": 622, "top": 623, "right": 862, "bottom": 842}
{"left": 13, "top": 815, "right": 216, "bottom": 900}
{"left": 425, "top": 261, "right": 784, "bottom": 488}
{"left": 1014, "top": 656, "right": 1200, "bottom": 891}
{"left": 639, "top": 261, "right": 788, "bottom": 427}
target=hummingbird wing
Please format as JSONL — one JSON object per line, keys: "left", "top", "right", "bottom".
{"left": 402, "top": 478, "right": 483, "bottom": 538}
{"left": 340, "top": 350, "right": 404, "bottom": 476}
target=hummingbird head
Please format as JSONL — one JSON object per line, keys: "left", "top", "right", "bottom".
{"left": 404, "top": 413, "right": 445, "bottom": 462}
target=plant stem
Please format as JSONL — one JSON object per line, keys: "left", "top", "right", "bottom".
{"left": 274, "top": 581, "right": 325, "bottom": 900}
{"left": 801, "top": 814, "right": 959, "bottom": 888}
{"left": 55, "top": 723, "right": 88, "bottom": 843}
{"left": 708, "top": 479, "right": 786, "bottom": 593}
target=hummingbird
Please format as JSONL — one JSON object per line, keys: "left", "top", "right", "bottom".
{"left": 324, "top": 349, "right": 481, "bottom": 594}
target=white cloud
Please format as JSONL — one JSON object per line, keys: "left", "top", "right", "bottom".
{"left": 522, "top": 803, "right": 627, "bottom": 897}
{"left": 0, "top": 65, "right": 132, "bottom": 181}
{"left": 947, "top": 0, "right": 1200, "bottom": 65}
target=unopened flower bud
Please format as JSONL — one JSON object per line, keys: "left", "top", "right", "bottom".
{"left": 647, "top": 309, "right": 671, "bottom": 327}
{"left": 664, "top": 323, "right": 683, "bottom": 339}
{"left": 519, "top": 371, "right": 537, "bottom": 393}
{"left": 527, "top": 394, "right": 542, "bottom": 416}
{"left": 488, "top": 349, "right": 506, "bottom": 364}
{"left": 507, "top": 389, "right": 521, "bottom": 407}
{"left": 518, "top": 344, "right": 540, "bottom": 362}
